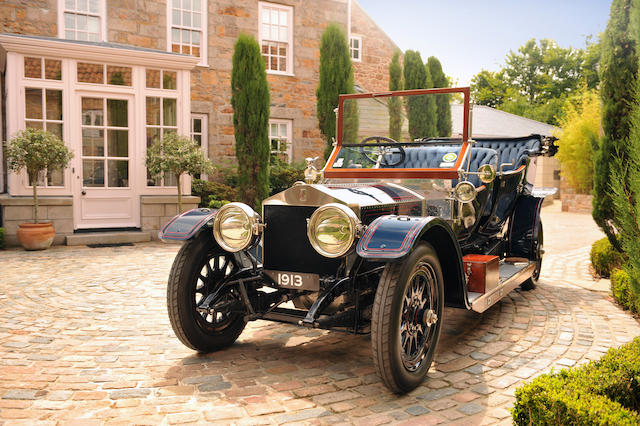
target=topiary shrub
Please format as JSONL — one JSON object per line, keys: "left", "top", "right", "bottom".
{"left": 513, "top": 337, "right": 640, "bottom": 425}
{"left": 0, "top": 227, "right": 5, "bottom": 249}
{"left": 591, "top": 237, "right": 625, "bottom": 277}
{"left": 191, "top": 178, "right": 238, "bottom": 208}
{"left": 269, "top": 157, "right": 304, "bottom": 196}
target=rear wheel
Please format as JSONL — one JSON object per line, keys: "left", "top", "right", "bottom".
{"left": 521, "top": 222, "right": 543, "bottom": 291}
{"left": 167, "top": 234, "right": 247, "bottom": 352}
{"left": 371, "top": 242, "right": 444, "bottom": 393}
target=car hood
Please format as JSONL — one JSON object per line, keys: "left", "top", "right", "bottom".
{"left": 262, "top": 182, "right": 424, "bottom": 210}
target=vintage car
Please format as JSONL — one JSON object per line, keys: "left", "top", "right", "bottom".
{"left": 160, "top": 87, "right": 556, "bottom": 393}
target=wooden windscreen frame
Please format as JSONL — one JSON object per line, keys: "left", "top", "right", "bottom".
{"left": 324, "top": 87, "right": 471, "bottom": 179}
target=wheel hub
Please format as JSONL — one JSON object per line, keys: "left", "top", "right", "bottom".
{"left": 423, "top": 309, "right": 438, "bottom": 327}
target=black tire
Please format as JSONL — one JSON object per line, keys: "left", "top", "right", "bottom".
{"left": 520, "top": 222, "right": 543, "bottom": 291}
{"left": 371, "top": 242, "right": 444, "bottom": 393}
{"left": 167, "top": 233, "right": 247, "bottom": 352}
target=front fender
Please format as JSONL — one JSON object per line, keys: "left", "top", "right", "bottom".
{"left": 356, "top": 215, "right": 469, "bottom": 309}
{"left": 159, "top": 208, "right": 217, "bottom": 242}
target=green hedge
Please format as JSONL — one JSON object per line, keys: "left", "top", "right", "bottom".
{"left": 0, "top": 227, "right": 5, "bottom": 249}
{"left": 591, "top": 237, "right": 624, "bottom": 277}
{"left": 513, "top": 337, "right": 640, "bottom": 425}
{"left": 191, "top": 179, "right": 238, "bottom": 208}
{"left": 611, "top": 268, "right": 640, "bottom": 314}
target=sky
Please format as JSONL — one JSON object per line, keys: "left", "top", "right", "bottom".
{"left": 357, "top": 0, "right": 611, "bottom": 85}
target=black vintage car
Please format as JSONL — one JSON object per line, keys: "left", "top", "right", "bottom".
{"left": 160, "top": 88, "right": 556, "bottom": 393}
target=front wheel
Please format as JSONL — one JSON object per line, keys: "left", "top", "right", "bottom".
{"left": 371, "top": 242, "right": 444, "bottom": 393}
{"left": 167, "top": 234, "right": 247, "bottom": 352}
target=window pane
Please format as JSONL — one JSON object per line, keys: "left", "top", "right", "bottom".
{"left": 46, "top": 89, "right": 63, "bottom": 121}
{"left": 182, "top": 29, "right": 190, "bottom": 43}
{"left": 26, "top": 121, "right": 43, "bottom": 130}
{"left": 193, "top": 0, "right": 201, "bottom": 10}
{"left": 183, "top": 10, "right": 191, "bottom": 26}
{"left": 192, "top": 31, "right": 200, "bottom": 46}
{"left": 89, "top": 0, "right": 99, "bottom": 13}
{"left": 65, "top": 13, "right": 75, "bottom": 30}
{"left": 279, "top": 11, "right": 287, "bottom": 25}
{"left": 82, "top": 97, "right": 103, "bottom": 125}
{"left": 163, "top": 71, "right": 177, "bottom": 90}
{"left": 172, "top": 9, "right": 180, "bottom": 25}
{"left": 24, "top": 57, "right": 42, "bottom": 79}
{"left": 172, "top": 0, "right": 179, "bottom": 7}
{"left": 279, "top": 27, "right": 287, "bottom": 42}
{"left": 77, "top": 62, "right": 104, "bottom": 84}
{"left": 146, "top": 127, "right": 160, "bottom": 148}
{"left": 47, "top": 167, "right": 64, "bottom": 186}
{"left": 107, "top": 99, "right": 128, "bottom": 127}
{"left": 193, "top": 118, "right": 201, "bottom": 133}
{"left": 184, "top": 0, "right": 191, "bottom": 10}
{"left": 65, "top": 30, "right": 74, "bottom": 39}
{"left": 193, "top": 12, "right": 201, "bottom": 28}
{"left": 25, "top": 88, "right": 43, "bottom": 120}
{"left": 88, "top": 16, "right": 100, "bottom": 33}
{"left": 44, "top": 59, "right": 62, "bottom": 80}
{"left": 65, "top": 0, "right": 75, "bottom": 9}
{"left": 146, "top": 97, "right": 160, "bottom": 125}
{"left": 172, "top": 28, "right": 180, "bottom": 43}
{"left": 271, "top": 10, "right": 278, "bottom": 25}
{"left": 77, "top": 14, "right": 87, "bottom": 30}
{"left": 108, "top": 160, "right": 128, "bottom": 187}
{"left": 83, "top": 159, "right": 104, "bottom": 187}
{"left": 77, "top": 0, "right": 88, "bottom": 12}
{"left": 107, "top": 65, "right": 132, "bottom": 86}
{"left": 46, "top": 122, "right": 63, "bottom": 138}
{"left": 163, "top": 98, "right": 177, "bottom": 126}
{"left": 164, "top": 172, "right": 177, "bottom": 186}
{"left": 107, "top": 130, "right": 128, "bottom": 157}
{"left": 87, "top": 32, "right": 99, "bottom": 42}
{"left": 146, "top": 69, "right": 161, "bottom": 88}
{"left": 82, "top": 128, "right": 104, "bottom": 156}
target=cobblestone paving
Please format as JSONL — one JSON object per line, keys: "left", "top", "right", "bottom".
{"left": 0, "top": 204, "right": 638, "bottom": 425}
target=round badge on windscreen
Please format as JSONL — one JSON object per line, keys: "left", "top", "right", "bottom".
{"left": 440, "top": 152, "right": 457, "bottom": 167}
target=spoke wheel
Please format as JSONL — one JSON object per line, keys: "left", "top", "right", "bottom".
{"left": 167, "top": 233, "right": 247, "bottom": 352}
{"left": 372, "top": 242, "right": 444, "bottom": 393}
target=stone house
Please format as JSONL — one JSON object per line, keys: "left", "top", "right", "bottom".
{"left": 0, "top": 0, "right": 399, "bottom": 246}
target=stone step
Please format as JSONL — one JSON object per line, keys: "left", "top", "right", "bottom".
{"left": 66, "top": 231, "right": 152, "bottom": 246}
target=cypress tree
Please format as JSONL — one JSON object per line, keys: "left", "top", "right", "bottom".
{"left": 388, "top": 50, "right": 403, "bottom": 140}
{"left": 231, "top": 34, "right": 270, "bottom": 210}
{"left": 594, "top": 0, "right": 639, "bottom": 249}
{"left": 403, "top": 50, "right": 436, "bottom": 139}
{"left": 427, "top": 56, "right": 452, "bottom": 137}
{"left": 316, "top": 23, "right": 355, "bottom": 159}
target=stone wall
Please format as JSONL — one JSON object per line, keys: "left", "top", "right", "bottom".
{"left": 0, "top": 196, "right": 73, "bottom": 246}
{"left": 107, "top": 0, "right": 167, "bottom": 50}
{"left": 351, "top": 0, "right": 398, "bottom": 93}
{"left": 0, "top": 0, "right": 57, "bottom": 36}
{"left": 141, "top": 195, "right": 200, "bottom": 239}
{"left": 560, "top": 177, "right": 592, "bottom": 213}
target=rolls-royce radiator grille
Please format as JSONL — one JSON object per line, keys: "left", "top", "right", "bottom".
{"left": 263, "top": 205, "right": 341, "bottom": 275}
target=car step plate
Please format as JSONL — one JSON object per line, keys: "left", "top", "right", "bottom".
{"left": 264, "top": 270, "right": 320, "bottom": 291}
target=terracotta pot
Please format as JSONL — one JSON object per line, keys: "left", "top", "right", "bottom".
{"left": 16, "top": 222, "right": 55, "bottom": 251}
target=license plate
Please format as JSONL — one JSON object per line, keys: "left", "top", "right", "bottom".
{"left": 264, "top": 270, "right": 320, "bottom": 291}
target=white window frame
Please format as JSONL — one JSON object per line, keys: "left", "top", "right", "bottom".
{"left": 349, "top": 35, "right": 362, "bottom": 62}
{"left": 191, "top": 113, "right": 208, "bottom": 180}
{"left": 269, "top": 119, "right": 293, "bottom": 162}
{"left": 145, "top": 94, "right": 179, "bottom": 187}
{"left": 58, "top": 0, "right": 107, "bottom": 42}
{"left": 259, "top": 2, "right": 294, "bottom": 76}
{"left": 167, "top": 0, "right": 208, "bottom": 67}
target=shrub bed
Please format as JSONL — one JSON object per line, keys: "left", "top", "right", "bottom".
{"left": 590, "top": 237, "right": 624, "bottom": 277}
{"left": 0, "top": 227, "right": 5, "bottom": 249}
{"left": 512, "top": 337, "right": 640, "bottom": 425}
{"left": 611, "top": 268, "right": 640, "bottom": 314}
{"left": 191, "top": 179, "right": 238, "bottom": 208}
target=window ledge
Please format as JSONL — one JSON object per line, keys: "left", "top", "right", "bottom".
{"left": 266, "top": 70, "right": 295, "bottom": 77}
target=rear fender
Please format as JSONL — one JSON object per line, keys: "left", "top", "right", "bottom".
{"left": 357, "top": 215, "right": 468, "bottom": 309}
{"left": 159, "top": 208, "right": 217, "bottom": 242}
{"left": 507, "top": 194, "right": 545, "bottom": 259}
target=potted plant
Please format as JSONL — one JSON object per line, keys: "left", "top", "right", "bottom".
{"left": 146, "top": 132, "right": 213, "bottom": 213}
{"left": 5, "top": 128, "right": 73, "bottom": 250}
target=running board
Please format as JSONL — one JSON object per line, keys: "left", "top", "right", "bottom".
{"left": 469, "top": 262, "right": 536, "bottom": 313}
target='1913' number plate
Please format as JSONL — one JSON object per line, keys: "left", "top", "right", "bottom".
{"left": 264, "top": 270, "right": 320, "bottom": 291}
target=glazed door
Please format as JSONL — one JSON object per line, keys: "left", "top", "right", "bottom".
{"left": 73, "top": 95, "right": 139, "bottom": 229}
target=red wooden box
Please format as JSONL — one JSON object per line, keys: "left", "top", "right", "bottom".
{"left": 463, "top": 254, "right": 499, "bottom": 293}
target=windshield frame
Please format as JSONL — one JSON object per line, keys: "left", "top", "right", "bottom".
{"left": 324, "top": 87, "right": 471, "bottom": 180}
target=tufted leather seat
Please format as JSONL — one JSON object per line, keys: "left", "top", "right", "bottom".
{"left": 474, "top": 137, "right": 541, "bottom": 171}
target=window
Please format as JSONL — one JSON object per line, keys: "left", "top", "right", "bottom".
{"left": 60, "top": 0, "right": 104, "bottom": 42}
{"left": 350, "top": 35, "right": 362, "bottom": 62}
{"left": 259, "top": 2, "right": 293, "bottom": 74}
{"left": 77, "top": 62, "right": 132, "bottom": 86}
{"left": 169, "top": 0, "right": 207, "bottom": 64}
{"left": 24, "top": 57, "right": 62, "bottom": 80}
{"left": 24, "top": 88, "right": 65, "bottom": 187}
{"left": 269, "top": 119, "right": 292, "bottom": 162}
{"left": 191, "top": 114, "right": 208, "bottom": 179}
{"left": 145, "top": 69, "right": 177, "bottom": 90}
{"left": 146, "top": 96, "right": 178, "bottom": 186}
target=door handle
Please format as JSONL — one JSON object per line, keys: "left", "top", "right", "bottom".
{"left": 81, "top": 190, "right": 86, "bottom": 195}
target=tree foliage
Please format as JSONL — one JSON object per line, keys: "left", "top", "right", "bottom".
{"left": 5, "top": 128, "right": 73, "bottom": 223}
{"left": 316, "top": 23, "right": 354, "bottom": 158}
{"left": 594, "top": 0, "right": 640, "bottom": 250}
{"left": 231, "top": 33, "right": 271, "bottom": 210}
{"left": 427, "top": 56, "right": 451, "bottom": 137}
{"left": 554, "top": 89, "right": 599, "bottom": 193}
{"left": 403, "top": 50, "right": 436, "bottom": 139}
{"left": 470, "top": 38, "right": 599, "bottom": 126}
{"left": 146, "top": 132, "right": 213, "bottom": 212}
{"left": 388, "top": 50, "right": 403, "bottom": 141}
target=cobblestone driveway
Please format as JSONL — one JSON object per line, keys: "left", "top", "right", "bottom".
{"left": 1, "top": 204, "right": 638, "bottom": 425}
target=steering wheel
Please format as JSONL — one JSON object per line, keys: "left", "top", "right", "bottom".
{"left": 360, "top": 136, "right": 406, "bottom": 167}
